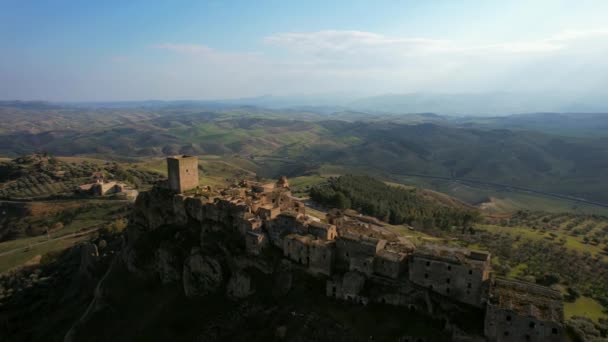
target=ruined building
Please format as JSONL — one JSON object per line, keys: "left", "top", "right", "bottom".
{"left": 167, "top": 155, "right": 199, "bottom": 193}
{"left": 276, "top": 175, "right": 289, "bottom": 188}
{"left": 133, "top": 163, "right": 565, "bottom": 341}
{"left": 78, "top": 174, "right": 138, "bottom": 199}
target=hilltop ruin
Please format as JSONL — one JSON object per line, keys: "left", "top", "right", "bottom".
{"left": 123, "top": 157, "right": 565, "bottom": 341}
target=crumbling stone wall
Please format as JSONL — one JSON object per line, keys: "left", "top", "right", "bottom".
{"left": 335, "top": 234, "right": 386, "bottom": 270}
{"left": 308, "top": 240, "right": 334, "bottom": 276}
{"left": 484, "top": 278, "right": 564, "bottom": 342}
{"left": 409, "top": 254, "right": 489, "bottom": 308}
{"left": 484, "top": 302, "right": 563, "bottom": 342}
{"left": 308, "top": 221, "right": 337, "bottom": 240}
{"left": 283, "top": 234, "right": 311, "bottom": 265}
{"left": 373, "top": 250, "right": 407, "bottom": 279}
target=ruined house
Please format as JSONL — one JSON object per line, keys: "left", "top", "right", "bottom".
{"left": 484, "top": 278, "right": 564, "bottom": 342}
{"left": 409, "top": 245, "right": 491, "bottom": 308}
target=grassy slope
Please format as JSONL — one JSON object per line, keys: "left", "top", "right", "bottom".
{"left": 565, "top": 296, "right": 608, "bottom": 322}
{"left": 388, "top": 174, "right": 608, "bottom": 216}
{"left": 0, "top": 200, "right": 125, "bottom": 272}
{"left": 476, "top": 224, "right": 608, "bottom": 263}
{"left": 0, "top": 235, "right": 89, "bottom": 273}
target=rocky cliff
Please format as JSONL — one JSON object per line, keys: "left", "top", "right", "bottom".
{"left": 57, "top": 186, "right": 459, "bottom": 341}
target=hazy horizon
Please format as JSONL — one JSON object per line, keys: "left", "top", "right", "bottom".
{"left": 2, "top": 0, "right": 608, "bottom": 105}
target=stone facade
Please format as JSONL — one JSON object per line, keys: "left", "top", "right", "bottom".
{"left": 308, "top": 221, "right": 337, "bottom": 240}
{"left": 335, "top": 232, "right": 387, "bottom": 269}
{"left": 283, "top": 234, "right": 311, "bottom": 265}
{"left": 373, "top": 250, "right": 408, "bottom": 279}
{"left": 167, "top": 155, "right": 199, "bottom": 193}
{"left": 409, "top": 246, "right": 490, "bottom": 308}
{"left": 484, "top": 278, "right": 564, "bottom": 342}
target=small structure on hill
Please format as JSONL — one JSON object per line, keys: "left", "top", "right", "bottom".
{"left": 78, "top": 176, "right": 138, "bottom": 199}
{"left": 276, "top": 176, "right": 289, "bottom": 189}
{"left": 167, "top": 155, "right": 199, "bottom": 193}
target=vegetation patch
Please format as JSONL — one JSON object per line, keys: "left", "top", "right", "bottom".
{"left": 310, "top": 174, "right": 480, "bottom": 229}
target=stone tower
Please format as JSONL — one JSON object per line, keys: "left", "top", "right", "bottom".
{"left": 167, "top": 155, "right": 199, "bottom": 193}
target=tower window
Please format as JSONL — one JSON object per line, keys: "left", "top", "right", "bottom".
{"left": 529, "top": 322, "right": 535, "bottom": 328}
{"left": 447, "top": 265, "right": 451, "bottom": 271}
{"left": 506, "top": 315, "right": 512, "bottom": 321}
{"left": 552, "top": 328, "right": 558, "bottom": 335}
{"left": 424, "top": 273, "right": 429, "bottom": 279}
{"left": 446, "top": 278, "right": 450, "bottom": 284}
{"left": 468, "top": 270, "right": 473, "bottom": 275}
{"left": 426, "top": 261, "right": 430, "bottom": 267}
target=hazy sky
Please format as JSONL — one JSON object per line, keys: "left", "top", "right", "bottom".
{"left": 2, "top": 0, "right": 608, "bottom": 101}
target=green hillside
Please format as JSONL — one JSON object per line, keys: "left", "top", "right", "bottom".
{"left": 1, "top": 104, "right": 608, "bottom": 204}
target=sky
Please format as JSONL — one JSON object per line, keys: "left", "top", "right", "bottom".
{"left": 1, "top": 0, "right": 608, "bottom": 101}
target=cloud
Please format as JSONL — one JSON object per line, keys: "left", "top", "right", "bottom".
{"left": 154, "top": 43, "right": 216, "bottom": 54}
{"left": 264, "top": 29, "right": 608, "bottom": 57}
{"left": 145, "top": 28, "right": 608, "bottom": 98}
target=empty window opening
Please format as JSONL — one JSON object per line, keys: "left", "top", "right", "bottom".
{"left": 506, "top": 315, "right": 512, "bottom": 322}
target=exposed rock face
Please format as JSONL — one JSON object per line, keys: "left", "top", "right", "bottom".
{"left": 131, "top": 189, "right": 176, "bottom": 230}
{"left": 184, "top": 197, "right": 205, "bottom": 222}
{"left": 183, "top": 249, "right": 223, "bottom": 297}
{"left": 78, "top": 242, "right": 99, "bottom": 277}
{"left": 155, "top": 246, "right": 181, "bottom": 284}
{"left": 226, "top": 270, "right": 252, "bottom": 299}
{"left": 172, "top": 194, "right": 188, "bottom": 225}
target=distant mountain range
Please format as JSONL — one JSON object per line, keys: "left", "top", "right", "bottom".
{"left": 6, "top": 91, "right": 604, "bottom": 116}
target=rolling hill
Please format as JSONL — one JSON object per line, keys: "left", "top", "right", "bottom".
{"left": 1, "top": 102, "right": 608, "bottom": 204}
